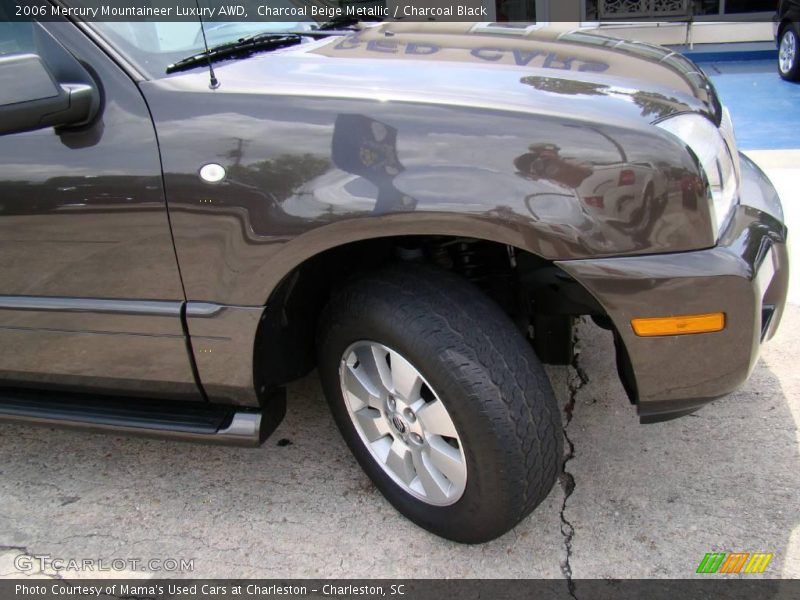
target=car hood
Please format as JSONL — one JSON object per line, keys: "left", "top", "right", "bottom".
{"left": 190, "top": 22, "right": 720, "bottom": 127}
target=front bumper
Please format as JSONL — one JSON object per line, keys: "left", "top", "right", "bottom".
{"left": 557, "top": 153, "right": 789, "bottom": 423}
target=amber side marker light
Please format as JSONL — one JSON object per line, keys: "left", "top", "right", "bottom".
{"left": 631, "top": 313, "right": 726, "bottom": 337}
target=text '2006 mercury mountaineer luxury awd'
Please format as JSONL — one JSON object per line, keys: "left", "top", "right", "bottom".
{"left": 0, "top": 12, "right": 789, "bottom": 542}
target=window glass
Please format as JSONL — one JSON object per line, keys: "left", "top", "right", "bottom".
{"left": 88, "top": 20, "right": 315, "bottom": 78}
{"left": 0, "top": 18, "right": 35, "bottom": 56}
{"left": 585, "top": 1, "right": 775, "bottom": 18}
{"left": 724, "top": 0, "right": 776, "bottom": 13}
{"left": 586, "top": 0, "right": 708, "bottom": 19}
{"left": 59, "top": 1, "right": 318, "bottom": 78}
{"left": 693, "top": 1, "right": 722, "bottom": 16}
{"left": 495, "top": 0, "right": 537, "bottom": 21}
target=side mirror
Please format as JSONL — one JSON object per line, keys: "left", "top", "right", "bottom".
{"left": 0, "top": 53, "right": 100, "bottom": 136}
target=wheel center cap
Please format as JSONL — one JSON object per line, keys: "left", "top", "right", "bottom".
{"left": 391, "top": 414, "right": 407, "bottom": 434}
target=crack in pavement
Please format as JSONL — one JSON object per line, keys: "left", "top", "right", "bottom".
{"left": 0, "top": 544, "right": 65, "bottom": 580}
{"left": 0, "top": 545, "right": 30, "bottom": 577}
{"left": 559, "top": 329, "right": 588, "bottom": 600}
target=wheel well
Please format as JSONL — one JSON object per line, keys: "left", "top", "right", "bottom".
{"left": 252, "top": 235, "right": 618, "bottom": 395}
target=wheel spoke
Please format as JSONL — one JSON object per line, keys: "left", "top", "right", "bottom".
{"left": 369, "top": 346, "right": 394, "bottom": 393}
{"left": 385, "top": 439, "right": 415, "bottom": 484}
{"left": 416, "top": 399, "right": 458, "bottom": 438}
{"left": 389, "top": 350, "right": 422, "bottom": 400}
{"left": 343, "top": 365, "right": 381, "bottom": 411}
{"left": 427, "top": 437, "right": 466, "bottom": 490}
{"left": 354, "top": 407, "right": 391, "bottom": 443}
{"left": 353, "top": 346, "right": 390, "bottom": 401}
{"left": 411, "top": 448, "right": 450, "bottom": 503}
{"left": 781, "top": 31, "right": 797, "bottom": 73}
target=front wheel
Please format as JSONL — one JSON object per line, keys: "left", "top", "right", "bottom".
{"left": 317, "top": 264, "right": 563, "bottom": 543}
{"left": 779, "top": 23, "right": 800, "bottom": 82}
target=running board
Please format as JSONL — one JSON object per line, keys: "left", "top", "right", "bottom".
{"left": 0, "top": 387, "right": 286, "bottom": 447}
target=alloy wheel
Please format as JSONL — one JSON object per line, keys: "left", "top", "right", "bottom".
{"left": 780, "top": 29, "right": 797, "bottom": 75}
{"left": 338, "top": 341, "right": 467, "bottom": 506}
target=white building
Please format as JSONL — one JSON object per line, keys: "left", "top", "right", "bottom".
{"left": 378, "top": 1, "right": 779, "bottom": 45}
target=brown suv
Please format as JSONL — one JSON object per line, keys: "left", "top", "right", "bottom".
{"left": 0, "top": 15, "right": 788, "bottom": 543}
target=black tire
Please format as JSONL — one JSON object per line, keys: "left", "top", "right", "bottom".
{"left": 317, "top": 264, "right": 563, "bottom": 543}
{"left": 778, "top": 22, "right": 800, "bottom": 82}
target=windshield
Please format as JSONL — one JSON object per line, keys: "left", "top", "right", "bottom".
{"left": 83, "top": 1, "right": 318, "bottom": 78}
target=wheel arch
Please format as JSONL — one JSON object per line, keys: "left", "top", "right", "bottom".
{"left": 251, "top": 216, "right": 543, "bottom": 397}
{"left": 253, "top": 213, "right": 549, "bottom": 307}
{"left": 250, "top": 217, "right": 609, "bottom": 399}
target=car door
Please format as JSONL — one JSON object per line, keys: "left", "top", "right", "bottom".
{"left": 0, "top": 17, "right": 200, "bottom": 401}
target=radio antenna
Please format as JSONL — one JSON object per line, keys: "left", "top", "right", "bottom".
{"left": 195, "top": 0, "right": 220, "bottom": 89}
